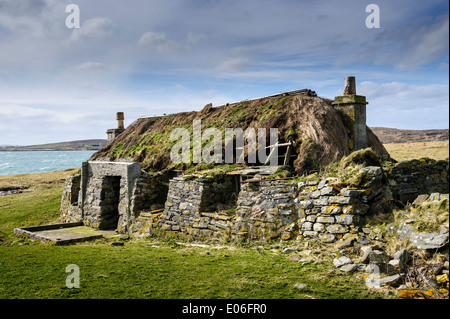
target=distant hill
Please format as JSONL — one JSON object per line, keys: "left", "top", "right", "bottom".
{"left": 370, "top": 127, "right": 449, "bottom": 144}
{"left": 0, "top": 139, "right": 107, "bottom": 151}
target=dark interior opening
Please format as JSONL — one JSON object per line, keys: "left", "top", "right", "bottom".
{"left": 98, "top": 176, "right": 121, "bottom": 230}
{"left": 70, "top": 176, "right": 81, "bottom": 205}
{"left": 200, "top": 174, "right": 240, "bottom": 213}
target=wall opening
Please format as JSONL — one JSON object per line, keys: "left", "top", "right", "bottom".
{"left": 70, "top": 176, "right": 81, "bottom": 206}
{"left": 98, "top": 176, "right": 121, "bottom": 230}
{"left": 200, "top": 175, "right": 240, "bottom": 213}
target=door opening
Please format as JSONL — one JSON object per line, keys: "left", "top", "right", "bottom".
{"left": 98, "top": 176, "right": 121, "bottom": 230}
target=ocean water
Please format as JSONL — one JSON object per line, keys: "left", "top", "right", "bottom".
{"left": 0, "top": 150, "right": 97, "bottom": 176}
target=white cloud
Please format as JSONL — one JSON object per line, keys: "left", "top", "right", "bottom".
{"left": 74, "top": 82, "right": 109, "bottom": 99}
{"left": 0, "top": 104, "right": 54, "bottom": 118}
{"left": 187, "top": 32, "right": 208, "bottom": 44}
{"left": 336, "top": 12, "right": 449, "bottom": 70}
{"left": 0, "top": 0, "right": 61, "bottom": 38}
{"left": 378, "top": 13, "right": 449, "bottom": 69}
{"left": 66, "top": 17, "right": 114, "bottom": 44}
{"left": 0, "top": 0, "right": 448, "bottom": 145}
{"left": 138, "top": 31, "right": 187, "bottom": 53}
{"left": 75, "top": 62, "right": 109, "bottom": 72}
{"left": 359, "top": 81, "right": 449, "bottom": 129}
{"left": 215, "top": 47, "right": 252, "bottom": 73}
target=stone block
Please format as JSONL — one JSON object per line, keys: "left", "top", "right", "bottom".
{"left": 328, "top": 196, "right": 353, "bottom": 205}
{"left": 299, "top": 200, "right": 314, "bottom": 209}
{"left": 326, "top": 224, "right": 347, "bottom": 234}
{"left": 301, "top": 222, "right": 313, "bottom": 231}
{"left": 365, "top": 274, "right": 403, "bottom": 289}
{"left": 333, "top": 256, "right": 353, "bottom": 267}
{"left": 412, "top": 194, "right": 429, "bottom": 207}
{"left": 319, "top": 233, "right": 336, "bottom": 243}
{"left": 320, "top": 187, "right": 338, "bottom": 196}
{"left": 310, "top": 190, "right": 321, "bottom": 199}
{"left": 409, "top": 232, "right": 449, "bottom": 250}
{"left": 314, "top": 197, "right": 329, "bottom": 206}
{"left": 321, "top": 205, "right": 342, "bottom": 215}
{"left": 369, "top": 250, "right": 390, "bottom": 264}
{"left": 340, "top": 188, "right": 358, "bottom": 197}
{"left": 302, "top": 230, "right": 319, "bottom": 237}
{"left": 335, "top": 214, "right": 356, "bottom": 225}
{"left": 317, "top": 180, "right": 328, "bottom": 189}
{"left": 313, "top": 223, "right": 325, "bottom": 232}
{"left": 316, "top": 216, "right": 335, "bottom": 224}
{"left": 340, "top": 264, "right": 358, "bottom": 273}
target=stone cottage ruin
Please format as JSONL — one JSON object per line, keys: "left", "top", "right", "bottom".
{"left": 60, "top": 77, "right": 449, "bottom": 242}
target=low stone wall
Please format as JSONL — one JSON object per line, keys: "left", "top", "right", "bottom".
{"left": 385, "top": 159, "right": 449, "bottom": 204}
{"left": 61, "top": 158, "right": 449, "bottom": 243}
{"left": 129, "top": 171, "right": 175, "bottom": 218}
{"left": 234, "top": 181, "right": 298, "bottom": 240}
{"left": 137, "top": 175, "right": 239, "bottom": 241}
{"left": 60, "top": 175, "right": 82, "bottom": 223}
{"left": 134, "top": 166, "right": 392, "bottom": 242}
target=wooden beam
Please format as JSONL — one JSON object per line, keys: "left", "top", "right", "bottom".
{"left": 283, "top": 144, "right": 292, "bottom": 166}
{"left": 265, "top": 142, "right": 292, "bottom": 149}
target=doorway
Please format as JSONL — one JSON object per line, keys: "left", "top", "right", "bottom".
{"left": 98, "top": 176, "right": 121, "bottom": 230}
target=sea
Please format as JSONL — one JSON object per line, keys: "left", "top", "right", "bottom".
{"left": 0, "top": 150, "right": 97, "bottom": 176}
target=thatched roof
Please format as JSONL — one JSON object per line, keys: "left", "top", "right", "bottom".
{"left": 91, "top": 94, "right": 389, "bottom": 174}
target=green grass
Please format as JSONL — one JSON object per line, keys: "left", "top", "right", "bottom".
{"left": 384, "top": 141, "right": 449, "bottom": 161}
{"left": 0, "top": 170, "right": 391, "bottom": 299}
{"left": 0, "top": 241, "right": 389, "bottom": 299}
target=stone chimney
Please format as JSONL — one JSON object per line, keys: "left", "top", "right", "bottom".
{"left": 117, "top": 112, "right": 124, "bottom": 129}
{"left": 106, "top": 112, "right": 126, "bottom": 144}
{"left": 332, "top": 77, "right": 368, "bottom": 151}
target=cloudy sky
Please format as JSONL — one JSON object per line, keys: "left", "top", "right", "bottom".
{"left": 0, "top": 0, "right": 448, "bottom": 145}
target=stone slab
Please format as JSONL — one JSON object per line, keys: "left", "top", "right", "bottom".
{"left": 14, "top": 223, "right": 114, "bottom": 245}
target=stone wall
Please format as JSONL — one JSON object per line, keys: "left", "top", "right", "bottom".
{"left": 234, "top": 181, "right": 298, "bottom": 240}
{"left": 295, "top": 166, "right": 392, "bottom": 243}
{"left": 60, "top": 161, "right": 142, "bottom": 232}
{"left": 61, "top": 158, "right": 449, "bottom": 243}
{"left": 60, "top": 175, "right": 82, "bottom": 223}
{"left": 136, "top": 175, "right": 239, "bottom": 241}
{"left": 134, "top": 166, "right": 392, "bottom": 242}
{"left": 384, "top": 159, "right": 449, "bottom": 204}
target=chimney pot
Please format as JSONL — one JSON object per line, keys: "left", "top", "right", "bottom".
{"left": 344, "top": 76, "right": 356, "bottom": 95}
{"left": 116, "top": 112, "right": 124, "bottom": 129}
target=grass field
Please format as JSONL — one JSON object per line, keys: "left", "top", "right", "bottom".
{"left": 1, "top": 141, "right": 448, "bottom": 300}
{"left": 0, "top": 170, "right": 392, "bottom": 299}
{"left": 384, "top": 141, "right": 449, "bottom": 161}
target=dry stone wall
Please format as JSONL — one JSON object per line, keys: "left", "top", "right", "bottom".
{"left": 384, "top": 159, "right": 448, "bottom": 204}
{"left": 60, "top": 175, "right": 82, "bottom": 223}
{"left": 61, "top": 159, "right": 449, "bottom": 243}
{"left": 134, "top": 165, "right": 393, "bottom": 242}
{"left": 294, "top": 166, "right": 392, "bottom": 243}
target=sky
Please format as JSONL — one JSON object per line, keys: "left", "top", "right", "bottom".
{"left": 0, "top": 0, "right": 448, "bottom": 146}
